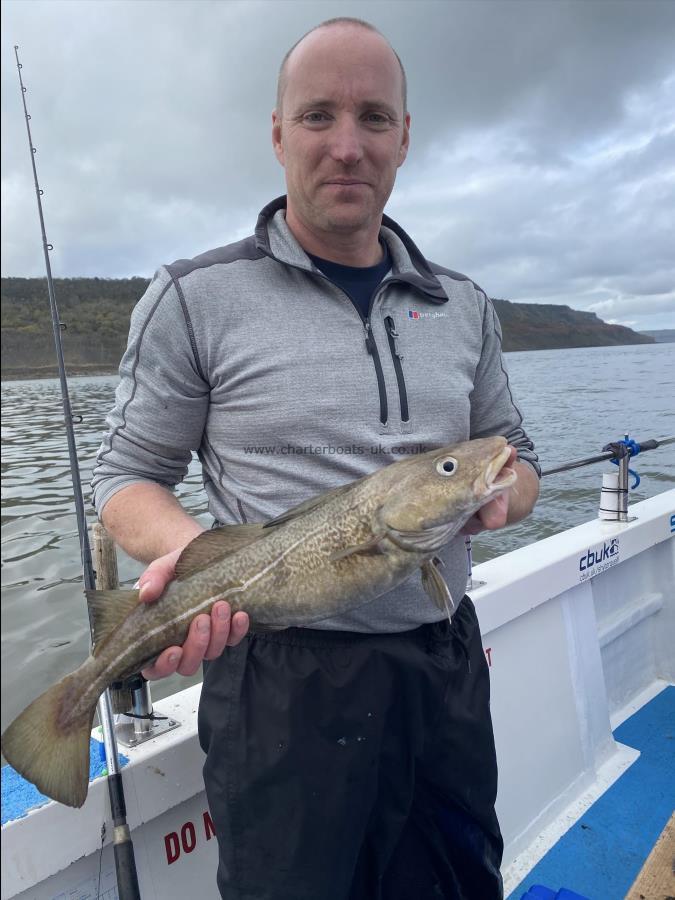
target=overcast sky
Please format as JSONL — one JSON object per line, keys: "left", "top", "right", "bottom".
{"left": 2, "top": 0, "right": 674, "bottom": 330}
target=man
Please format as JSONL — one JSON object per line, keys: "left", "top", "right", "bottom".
{"left": 93, "top": 17, "right": 540, "bottom": 900}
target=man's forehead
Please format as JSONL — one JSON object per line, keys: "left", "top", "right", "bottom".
{"left": 283, "top": 26, "right": 403, "bottom": 101}
{"left": 285, "top": 25, "right": 400, "bottom": 83}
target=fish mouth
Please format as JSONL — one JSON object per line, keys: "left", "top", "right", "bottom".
{"left": 475, "top": 446, "right": 518, "bottom": 497}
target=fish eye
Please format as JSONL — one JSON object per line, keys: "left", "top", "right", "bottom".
{"left": 436, "top": 457, "right": 457, "bottom": 476}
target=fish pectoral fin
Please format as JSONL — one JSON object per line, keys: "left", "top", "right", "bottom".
{"left": 329, "top": 536, "right": 385, "bottom": 563}
{"left": 263, "top": 479, "right": 363, "bottom": 529}
{"left": 385, "top": 522, "right": 457, "bottom": 553}
{"left": 420, "top": 559, "right": 456, "bottom": 622}
{"left": 86, "top": 589, "right": 140, "bottom": 654}
{"left": 175, "top": 524, "right": 266, "bottom": 579}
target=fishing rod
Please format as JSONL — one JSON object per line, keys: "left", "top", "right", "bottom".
{"left": 13, "top": 46, "right": 141, "bottom": 900}
{"left": 541, "top": 435, "right": 675, "bottom": 477}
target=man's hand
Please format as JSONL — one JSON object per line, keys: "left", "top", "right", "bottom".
{"left": 461, "top": 446, "right": 539, "bottom": 536}
{"left": 137, "top": 547, "right": 250, "bottom": 680}
{"left": 461, "top": 490, "right": 510, "bottom": 535}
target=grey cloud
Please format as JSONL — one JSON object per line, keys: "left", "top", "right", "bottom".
{"left": 2, "top": 0, "right": 675, "bottom": 331}
{"left": 587, "top": 295, "right": 674, "bottom": 319}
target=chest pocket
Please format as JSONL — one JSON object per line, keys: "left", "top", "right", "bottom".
{"left": 377, "top": 305, "right": 480, "bottom": 442}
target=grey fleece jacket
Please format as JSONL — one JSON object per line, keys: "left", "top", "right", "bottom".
{"left": 92, "top": 196, "right": 539, "bottom": 632}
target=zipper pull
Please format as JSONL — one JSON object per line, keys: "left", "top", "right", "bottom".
{"left": 385, "top": 317, "right": 403, "bottom": 359}
{"left": 364, "top": 322, "right": 375, "bottom": 355}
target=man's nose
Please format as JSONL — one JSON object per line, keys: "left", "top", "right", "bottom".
{"left": 328, "top": 117, "right": 364, "bottom": 165}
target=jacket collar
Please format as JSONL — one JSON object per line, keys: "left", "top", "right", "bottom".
{"left": 254, "top": 196, "right": 449, "bottom": 304}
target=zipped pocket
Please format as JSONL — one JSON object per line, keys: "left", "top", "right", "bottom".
{"left": 384, "top": 316, "right": 409, "bottom": 423}
{"left": 365, "top": 321, "right": 388, "bottom": 425}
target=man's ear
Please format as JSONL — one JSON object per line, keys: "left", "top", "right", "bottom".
{"left": 398, "top": 112, "right": 411, "bottom": 167}
{"left": 272, "top": 110, "right": 285, "bottom": 166}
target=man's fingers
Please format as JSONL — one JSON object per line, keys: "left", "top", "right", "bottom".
{"left": 176, "top": 614, "right": 212, "bottom": 676}
{"left": 203, "top": 602, "right": 232, "bottom": 660}
{"left": 142, "top": 647, "right": 182, "bottom": 681}
{"left": 461, "top": 515, "right": 483, "bottom": 536}
{"left": 479, "top": 493, "right": 509, "bottom": 530}
{"left": 203, "top": 604, "right": 250, "bottom": 659}
{"left": 461, "top": 491, "right": 510, "bottom": 536}
{"left": 141, "top": 603, "right": 249, "bottom": 680}
{"left": 138, "top": 574, "right": 163, "bottom": 604}
{"left": 138, "top": 548, "right": 182, "bottom": 604}
{"left": 227, "top": 611, "right": 250, "bottom": 646}
{"left": 460, "top": 448, "right": 517, "bottom": 537}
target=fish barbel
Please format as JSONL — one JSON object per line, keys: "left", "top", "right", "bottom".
{"left": 1, "top": 436, "right": 516, "bottom": 808}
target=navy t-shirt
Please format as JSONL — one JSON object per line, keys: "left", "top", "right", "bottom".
{"left": 308, "top": 241, "right": 391, "bottom": 321}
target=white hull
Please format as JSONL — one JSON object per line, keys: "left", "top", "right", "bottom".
{"left": 2, "top": 490, "right": 674, "bottom": 900}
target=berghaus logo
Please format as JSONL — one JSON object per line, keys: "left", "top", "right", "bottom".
{"left": 408, "top": 309, "right": 449, "bottom": 320}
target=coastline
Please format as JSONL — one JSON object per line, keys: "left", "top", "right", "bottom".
{"left": 1, "top": 364, "right": 118, "bottom": 382}
{"left": 0, "top": 340, "right": 666, "bottom": 382}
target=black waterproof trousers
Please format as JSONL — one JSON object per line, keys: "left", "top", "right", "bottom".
{"left": 199, "top": 596, "right": 503, "bottom": 900}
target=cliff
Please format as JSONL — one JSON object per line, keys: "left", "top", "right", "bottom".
{"left": 492, "top": 298, "right": 654, "bottom": 352}
{"left": 0, "top": 277, "right": 654, "bottom": 378}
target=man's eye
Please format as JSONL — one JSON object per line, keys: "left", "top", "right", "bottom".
{"left": 364, "top": 113, "right": 390, "bottom": 125}
{"left": 303, "top": 112, "right": 329, "bottom": 123}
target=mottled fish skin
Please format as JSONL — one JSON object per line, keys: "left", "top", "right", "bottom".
{"left": 1, "top": 436, "right": 517, "bottom": 807}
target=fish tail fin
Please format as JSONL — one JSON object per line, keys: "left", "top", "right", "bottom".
{"left": 1, "top": 668, "right": 97, "bottom": 808}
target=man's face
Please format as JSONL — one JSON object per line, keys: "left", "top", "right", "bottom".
{"left": 272, "top": 26, "right": 410, "bottom": 240}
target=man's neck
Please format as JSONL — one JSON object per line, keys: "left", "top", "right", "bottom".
{"left": 285, "top": 207, "right": 384, "bottom": 268}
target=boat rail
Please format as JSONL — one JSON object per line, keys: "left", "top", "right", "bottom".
{"left": 2, "top": 487, "right": 673, "bottom": 900}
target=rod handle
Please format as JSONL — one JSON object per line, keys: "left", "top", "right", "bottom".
{"left": 113, "top": 833, "right": 141, "bottom": 900}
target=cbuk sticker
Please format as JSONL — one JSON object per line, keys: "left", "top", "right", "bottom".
{"left": 670, "top": 513, "right": 675, "bottom": 534}
{"left": 578, "top": 538, "right": 620, "bottom": 582}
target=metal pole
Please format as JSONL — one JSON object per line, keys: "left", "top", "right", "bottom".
{"left": 13, "top": 46, "right": 140, "bottom": 900}
{"left": 465, "top": 535, "right": 474, "bottom": 592}
{"left": 617, "top": 434, "right": 630, "bottom": 522}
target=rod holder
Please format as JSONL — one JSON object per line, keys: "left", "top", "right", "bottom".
{"left": 118, "top": 674, "right": 154, "bottom": 741}
{"left": 597, "top": 437, "right": 636, "bottom": 523}
{"left": 464, "top": 535, "right": 485, "bottom": 591}
{"left": 133, "top": 680, "right": 153, "bottom": 738}
{"left": 113, "top": 673, "right": 179, "bottom": 748}
{"left": 465, "top": 535, "right": 474, "bottom": 591}
{"left": 599, "top": 471, "right": 622, "bottom": 520}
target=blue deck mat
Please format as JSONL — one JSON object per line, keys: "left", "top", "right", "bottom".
{"left": 1, "top": 738, "right": 129, "bottom": 825}
{"left": 510, "top": 685, "right": 674, "bottom": 900}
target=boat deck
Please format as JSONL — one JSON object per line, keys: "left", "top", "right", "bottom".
{"left": 508, "top": 685, "right": 674, "bottom": 899}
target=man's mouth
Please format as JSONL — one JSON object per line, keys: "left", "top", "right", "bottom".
{"left": 324, "top": 179, "right": 368, "bottom": 186}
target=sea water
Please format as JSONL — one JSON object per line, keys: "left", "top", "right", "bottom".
{"left": 1, "top": 342, "right": 674, "bottom": 731}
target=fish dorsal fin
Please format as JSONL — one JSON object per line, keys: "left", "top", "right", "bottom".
{"left": 86, "top": 589, "right": 140, "bottom": 654}
{"left": 420, "top": 558, "right": 456, "bottom": 622}
{"left": 175, "top": 524, "right": 266, "bottom": 580}
{"left": 263, "top": 480, "right": 360, "bottom": 529}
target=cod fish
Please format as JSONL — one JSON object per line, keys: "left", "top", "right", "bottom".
{"left": 1, "top": 436, "right": 516, "bottom": 808}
